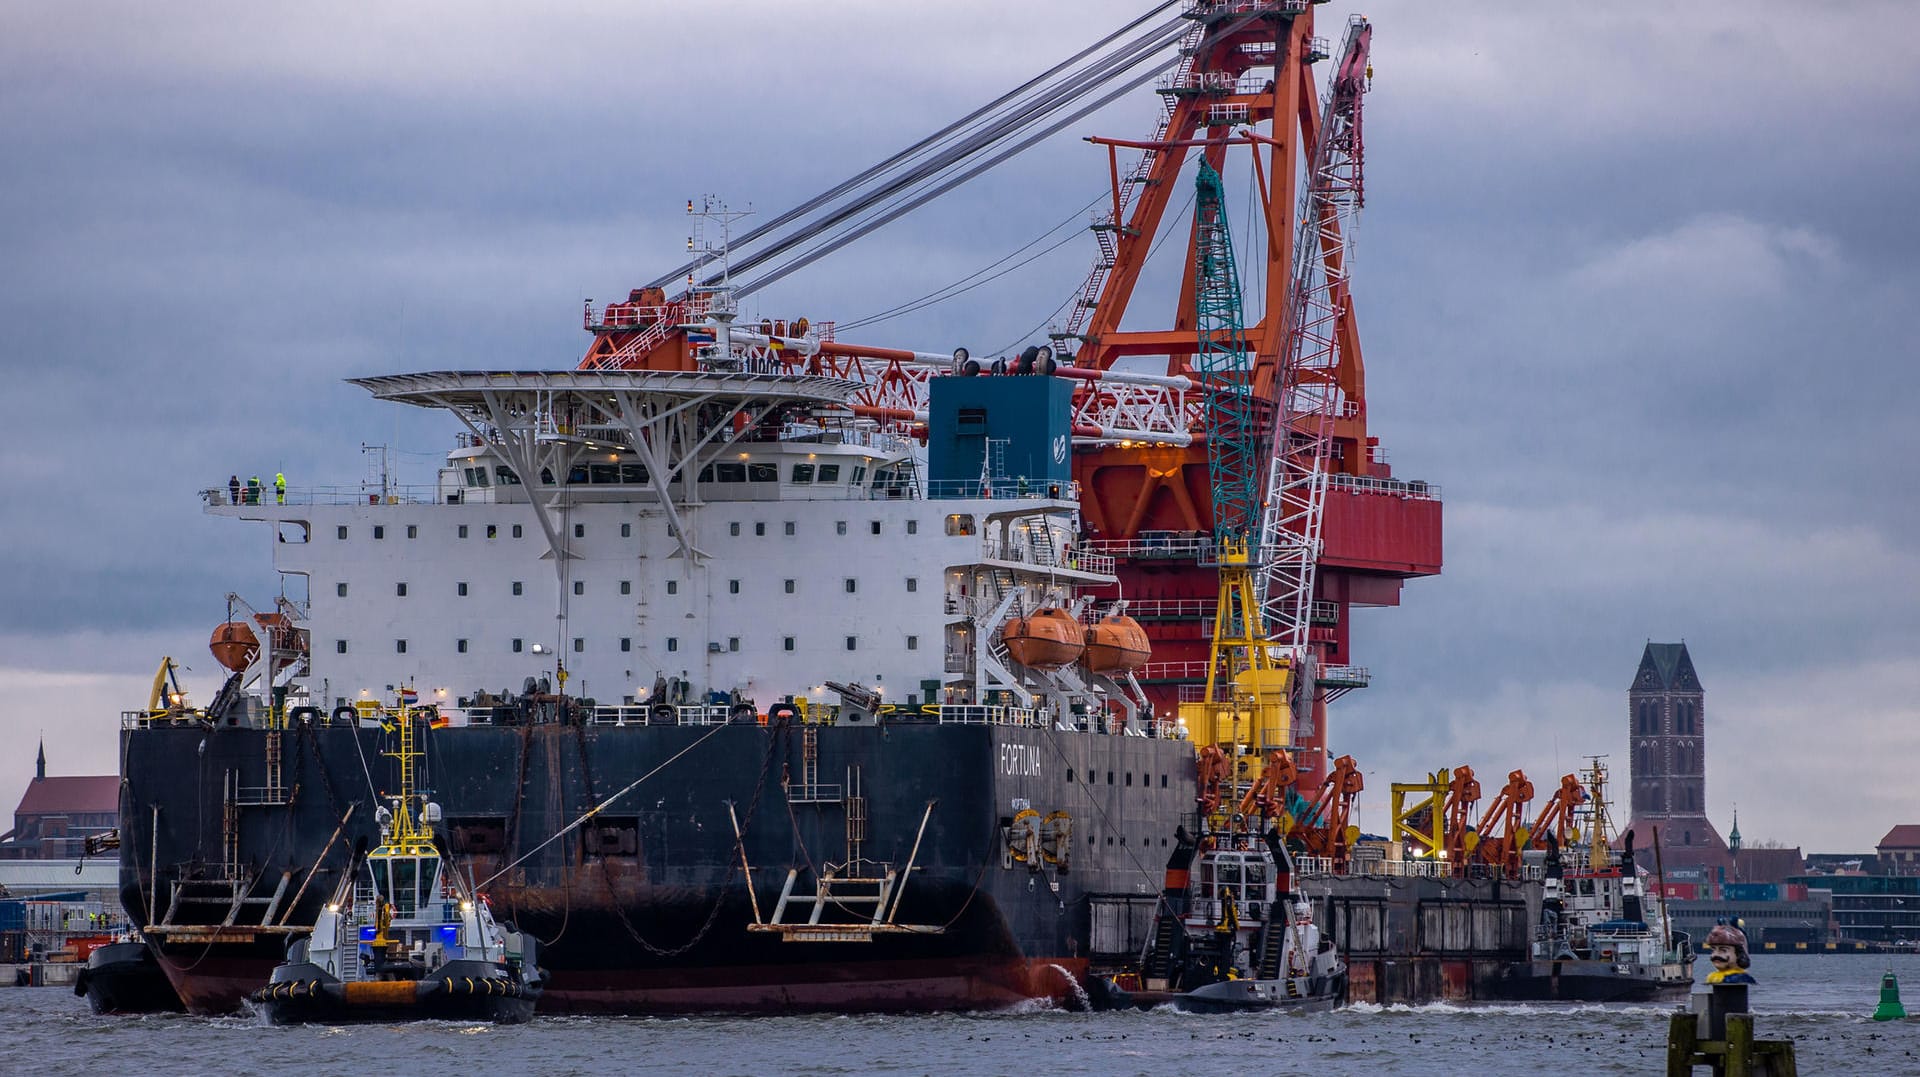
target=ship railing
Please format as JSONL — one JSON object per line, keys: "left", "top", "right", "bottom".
{"left": 1327, "top": 472, "right": 1442, "bottom": 501}
{"left": 1082, "top": 532, "right": 1214, "bottom": 561}
{"left": 1139, "top": 659, "right": 1212, "bottom": 682}
{"left": 981, "top": 539, "right": 1113, "bottom": 576}
{"left": 931, "top": 704, "right": 1047, "bottom": 728}
{"left": 203, "top": 484, "right": 439, "bottom": 507}
{"left": 1146, "top": 719, "right": 1185, "bottom": 739}
{"left": 1125, "top": 598, "right": 1214, "bottom": 621}
{"left": 588, "top": 706, "right": 652, "bottom": 726}
{"left": 923, "top": 478, "right": 1080, "bottom": 502}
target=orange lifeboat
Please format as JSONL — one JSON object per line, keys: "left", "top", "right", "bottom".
{"left": 209, "top": 621, "right": 259, "bottom": 672}
{"left": 1083, "top": 615, "right": 1151, "bottom": 674}
{"left": 1001, "top": 609, "right": 1086, "bottom": 670}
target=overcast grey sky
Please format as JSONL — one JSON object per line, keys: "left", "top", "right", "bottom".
{"left": 2, "top": 1, "right": 1915, "bottom": 851}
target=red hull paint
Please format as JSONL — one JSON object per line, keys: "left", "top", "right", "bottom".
{"left": 157, "top": 949, "right": 1089, "bottom": 1016}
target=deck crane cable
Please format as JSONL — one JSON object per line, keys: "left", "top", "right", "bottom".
{"left": 644, "top": 3, "right": 1187, "bottom": 291}
{"left": 735, "top": 53, "right": 1185, "bottom": 298}
{"left": 730, "top": 6, "right": 1282, "bottom": 299}
{"left": 724, "top": 20, "right": 1188, "bottom": 293}
{"left": 835, "top": 191, "right": 1108, "bottom": 332}
{"left": 989, "top": 186, "right": 1196, "bottom": 356}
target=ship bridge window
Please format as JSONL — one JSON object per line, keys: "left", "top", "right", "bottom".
{"left": 589, "top": 463, "right": 618, "bottom": 484}
{"left": 474, "top": 467, "right": 491, "bottom": 487}
{"left": 817, "top": 464, "right": 841, "bottom": 483}
{"left": 945, "top": 514, "right": 975, "bottom": 537}
{"left": 568, "top": 465, "right": 589, "bottom": 484}
{"left": 716, "top": 463, "right": 748, "bottom": 483}
{"left": 495, "top": 466, "right": 522, "bottom": 486}
{"left": 749, "top": 463, "right": 779, "bottom": 483}
{"left": 792, "top": 463, "right": 815, "bottom": 484}
{"left": 620, "top": 463, "right": 648, "bottom": 484}
{"left": 851, "top": 466, "right": 867, "bottom": 485}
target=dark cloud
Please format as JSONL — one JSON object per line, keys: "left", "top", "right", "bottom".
{"left": 3, "top": 0, "right": 1917, "bottom": 847}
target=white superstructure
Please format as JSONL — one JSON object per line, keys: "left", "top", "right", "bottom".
{"left": 203, "top": 369, "right": 1138, "bottom": 723}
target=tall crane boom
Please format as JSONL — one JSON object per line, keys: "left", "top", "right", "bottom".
{"left": 1189, "top": 160, "right": 1290, "bottom": 786}
{"left": 1257, "top": 15, "right": 1372, "bottom": 727}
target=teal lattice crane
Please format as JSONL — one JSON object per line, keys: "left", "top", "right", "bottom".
{"left": 1192, "top": 159, "right": 1260, "bottom": 551}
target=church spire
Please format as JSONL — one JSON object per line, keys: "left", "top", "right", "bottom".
{"left": 36, "top": 738, "right": 45, "bottom": 780}
{"left": 1728, "top": 807, "right": 1742, "bottom": 853}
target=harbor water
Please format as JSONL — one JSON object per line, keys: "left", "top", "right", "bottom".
{"left": 8, "top": 954, "right": 1920, "bottom": 1075}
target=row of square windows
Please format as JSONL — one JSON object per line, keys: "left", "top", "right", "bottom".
{"left": 338, "top": 635, "right": 920, "bottom": 654}
{"left": 339, "top": 577, "right": 920, "bottom": 597}
{"left": 337, "top": 519, "right": 921, "bottom": 541}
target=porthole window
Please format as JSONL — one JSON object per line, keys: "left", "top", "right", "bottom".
{"left": 373, "top": 525, "right": 385, "bottom": 540}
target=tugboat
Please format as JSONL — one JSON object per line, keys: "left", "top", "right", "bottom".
{"left": 74, "top": 934, "right": 185, "bottom": 1014}
{"left": 251, "top": 703, "right": 542, "bottom": 1023}
{"left": 1097, "top": 824, "right": 1347, "bottom": 1013}
{"left": 1511, "top": 760, "right": 1693, "bottom": 1001}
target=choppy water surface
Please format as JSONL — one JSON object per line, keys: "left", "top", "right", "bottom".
{"left": 9, "top": 955, "right": 1920, "bottom": 1075}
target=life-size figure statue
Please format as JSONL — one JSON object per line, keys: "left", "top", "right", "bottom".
{"left": 1703, "top": 920, "right": 1756, "bottom": 985}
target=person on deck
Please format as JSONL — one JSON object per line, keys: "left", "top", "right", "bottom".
{"left": 228, "top": 475, "right": 241, "bottom": 505}
{"left": 274, "top": 472, "right": 286, "bottom": 504}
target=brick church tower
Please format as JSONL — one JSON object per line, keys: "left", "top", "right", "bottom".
{"left": 1619, "top": 641, "right": 1728, "bottom": 865}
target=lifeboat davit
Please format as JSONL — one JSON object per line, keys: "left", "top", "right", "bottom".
{"left": 1083, "top": 615, "right": 1151, "bottom": 674}
{"left": 209, "top": 621, "right": 259, "bottom": 672}
{"left": 1001, "top": 609, "right": 1085, "bottom": 670}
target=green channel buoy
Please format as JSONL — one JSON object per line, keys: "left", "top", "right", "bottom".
{"left": 1873, "top": 971, "right": 1906, "bottom": 1021}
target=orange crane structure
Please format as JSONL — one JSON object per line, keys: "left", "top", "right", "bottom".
{"left": 570, "top": 4, "right": 1441, "bottom": 781}
{"left": 1526, "top": 772, "right": 1590, "bottom": 851}
{"left": 1471, "top": 769, "right": 1535, "bottom": 877}
{"left": 1290, "top": 753, "right": 1363, "bottom": 871}
{"left": 1442, "top": 765, "right": 1482, "bottom": 868}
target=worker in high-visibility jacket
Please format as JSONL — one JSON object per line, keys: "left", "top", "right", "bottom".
{"left": 274, "top": 472, "right": 287, "bottom": 504}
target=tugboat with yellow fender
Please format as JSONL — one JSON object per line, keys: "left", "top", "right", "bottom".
{"left": 250, "top": 700, "right": 542, "bottom": 1023}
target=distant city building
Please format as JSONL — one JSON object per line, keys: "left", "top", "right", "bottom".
{"left": 1618, "top": 641, "right": 1729, "bottom": 870}
{"left": 1787, "top": 874, "right": 1920, "bottom": 943}
{"left": 1875, "top": 826, "right": 1920, "bottom": 877}
{"left": 0, "top": 741, "right": 119, "bottom": 860}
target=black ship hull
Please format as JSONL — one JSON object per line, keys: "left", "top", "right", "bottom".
{"left": 122, "top": 717, "right": 1194, "bottom": 1014}
{"left": 1489, "top": 959, "right": 1694, "bottom": 1003}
